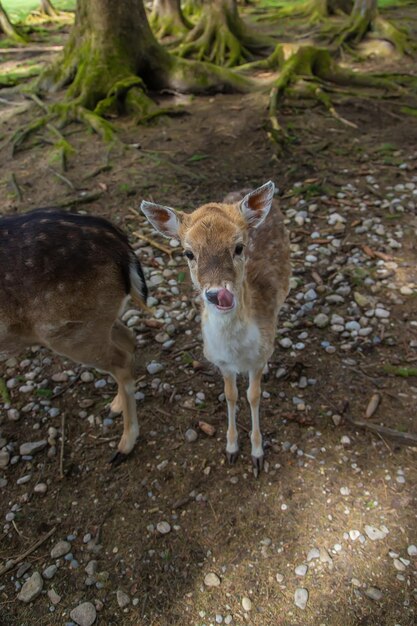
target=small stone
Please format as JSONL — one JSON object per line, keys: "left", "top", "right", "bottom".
{"left": 146, "top": 362, "right": 164, "bottom": 375}
{"left": 319, "top": 547, "right": 333, "bottom": 566}
{"left": 346, "top": 321, "right": 361, "bottom": 332}
{"left": 19, "top": 440, "right": 47, "bottom": 456}
{"left": 81, "top": 371, "right": 94, "bottom": 383}
{"left": 0, "top": 449, "right": 10, "bottom": 468}
{"left": 17, "top": 474, "right": 31, "bottom": 485}
{"left": 51, "top": 540, "right": 71, "bottom": 559}
{"left": 364, "top": 525, "right": 388, "bottom": 541}
{"left": 393, "top": 559, "right": 406, "bottom": 571}
{"left": 34, "top": 483, "right": 47, "bottom": 495}
{"left": 340, "top": 435, "right": 351, "bottom": 445}
{"left": 295, "top": 564, "right": 308, "bottom": 576}
{"left": 241, "top": 597, "right": 252, "bottom": 611}
{"left": 306, "top": 548, "right": 320, "bottom": 562}
{"left": 294, "top": 588, "right": 308, "bottom": 610}
{"left": 85, "top": 560, "right": 98, "bottom": 577}
{"left": 70, "top": 601, "right": 97, "bottom": 626}
{"left": 276, "top": 573, "right": 284, "bottom": 583}
{"left": 354, "top": 292, "right": 371, "bottom": 308}
{"left": 48, "top": 588, "right": 61, "bottom": 605}
{"left": 117, "top": 589, "right": 130, "bottom": 608}
{"left": 17, "top": 572, "right": 43, "bottom": 603}
{"left": 349, "top": 530, "right": 360, "bottom": 541}
{"left": 156, "top": 521, "right": 171, "bottom": 534}
{"left": 314, "top": 313, "right": 329, "bottom": 328}
{"left": 365, "top": 587, "right": 382, "bottom": 602}
{"left": 374, "top": 308, "right": 389, "bottom": 319}
{"left": 185, "top": 428, "right": 198, "bottom": 443}
{"left": 16, "top": 562, "right": 32, "bottom": 578}
{"left": 279, "top": 338, "right": 292, "bottom": 349}
{"left": 204, "top": 572, "right": 221, "bottom": 587}
{"left": 43, "top": 565, "right": 57, "bottom": 579}
{"left": 340, "top": 486, "right": 350, "bottom": 496}
{"left": 407, "top": 544, "right": 417, "bottom": 556}
{"left": 304, "top": 289, "right": 317, "bottom": 302}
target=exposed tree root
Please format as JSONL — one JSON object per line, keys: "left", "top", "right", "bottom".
{"left": 269, "top": 0, "right": 353, "bottom": 25}
{"left": 0, "top": 4, "right": 27, "bottom": 43}
{"left": 248, "top": 44, "right": 401, "bottom": 151}
{"left": 149, "top": 0, "right": 192, "bottom": 40}
{"left": 39, "top": 0, "right": 59, "bottom": 18}
{"left": 175, "top": 1, "right": 273, "bottom": 67}
{"left": 182, "top": 0, "right": 203, "bottom": 21}
{"left": 325, "top": 4, "right": 413, "bottom": 54}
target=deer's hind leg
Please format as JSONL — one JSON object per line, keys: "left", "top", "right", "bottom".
{"left": 42, "top": 320, "right": 138, "bottom": 461}
{"left": 109, "top": 320, "right": 136, "bottom": 414}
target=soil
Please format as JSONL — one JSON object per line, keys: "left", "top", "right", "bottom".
{"left": 0, "top": 4, "right": 417, "bottom": 626}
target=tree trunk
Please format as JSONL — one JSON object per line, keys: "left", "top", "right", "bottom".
{"left": 39, "top": 0, "right": 59, "bottom": 17}
{"left": 276, "top": 0, "right": 353, "bottom": 22}
{"left": 39, "top": 0, "right": 252, "bottom": 119}
{"left": 177, "top": 0, "right": 272, "bottom": 67}
{"left": 150, "top": 0, "right": 191, "bottom": 39}
{"left": 333, "top": 0, "right": 410, "bottom": 52}
{"left": 0, "top": 1, "right": 26, "bottom": 42}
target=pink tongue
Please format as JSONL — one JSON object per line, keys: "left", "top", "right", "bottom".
{"left": 217, "top": 288, "right": 234, "bottom": 308}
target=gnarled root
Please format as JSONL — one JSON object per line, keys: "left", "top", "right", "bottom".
{"left": 266, "top": 44, "right": 400, "bottom": 149}
{"left": 175, "top": 6, "right": 273, "bottom": 67}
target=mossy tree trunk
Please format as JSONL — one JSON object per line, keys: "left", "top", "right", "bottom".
{"left": 150, "top": 0, "right": 192, "bottom": 39}
{"left": 0, "top": 1, "right": 27, "bottom": 43}
{"left": 39, "top": 0, "right": 59, "bottom": 17}
{"left": 277, "top": 0, "right": 353, "bottom": 22}
{"left": 176, "top": 0, "right": 273, "bottom": 67}
{"left": 39, "top": 0, "right": 252, "bottom": 121}
{"left": 332, "top": 0, "right": 411, "bottom": 52}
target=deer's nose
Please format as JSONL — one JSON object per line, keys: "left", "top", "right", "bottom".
{"left": 205, "top": 289, "right": 220, "bottom": 305}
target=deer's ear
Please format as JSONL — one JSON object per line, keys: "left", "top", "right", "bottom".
{"left": 239, "top": 181, "right": 275, "bottom": 228}
{"left": 140, "top": 201, "right": 182, "bottom": 238}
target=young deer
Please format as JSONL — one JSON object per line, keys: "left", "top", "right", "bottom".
{"left": 141, "top": 181, "right": 291, "bottom": 472}
{"left": 0, "top": 209, "right": 148, "bottom": 464}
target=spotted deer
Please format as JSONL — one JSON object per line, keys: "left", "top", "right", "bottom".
{"left": 141, "top": 181, "right": 291, "bottom": 472}
{"left": 0, "top": 210, "right": 148, "bottom": 464}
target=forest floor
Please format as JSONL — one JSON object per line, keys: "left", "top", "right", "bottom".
{"left": 0, "top": 3, "right": 417, "bottom": 626}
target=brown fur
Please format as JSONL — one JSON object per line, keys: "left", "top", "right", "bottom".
{"left": 0, "top": 209, "right": 148, "bottom": 459}
{"left": 141, "top": 182, "right": 291, "bottom": 470}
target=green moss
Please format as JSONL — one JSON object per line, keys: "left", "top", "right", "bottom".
{"left": 383, "top": 365, "right": 417, "bottom": 378}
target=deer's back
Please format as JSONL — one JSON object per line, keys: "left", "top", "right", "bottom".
{"left": 246, "top": 200, "right": 291, "bottom": 324}
{"left": 0, "top": 210, "right": 137, "bottom": 349}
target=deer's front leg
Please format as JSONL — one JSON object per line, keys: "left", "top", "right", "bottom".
{"left": 223, "top": 371, "right": 239, "bottom": 464}
{"left": 247, "top": 367, "right": 264, "bottom": 473}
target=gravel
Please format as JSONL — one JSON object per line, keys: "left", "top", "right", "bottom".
{"left": 17, "top": 571, "right": 43, "bottom": 603}
{"left": 204, "top": 572, "right": 221, "bottom": 587}
{"left": 70, "top": 601, "right": 97, "bottom": 626}
{"left": 50, "top": 540, "right": 72, "bottom": 559}
{"left": 294, "top": 587, "right": 309, "bottom": 610}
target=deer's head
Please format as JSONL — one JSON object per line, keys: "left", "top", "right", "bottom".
{"left": 141, "top": 182, "right": 275, "bottom": 314}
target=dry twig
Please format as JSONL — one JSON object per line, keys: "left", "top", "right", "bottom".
{"left": 0, "top": 526, "right": 57, "bottom": 577}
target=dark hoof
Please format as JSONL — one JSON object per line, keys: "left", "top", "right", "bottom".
{"left": 109, "top": 451, "right": 128, "bottom": 467}
{"left": 226, "top": 450, "right": 239, "bottom": 465}
{"left": 251, "top": 454, "right": 264, "bottom": 477}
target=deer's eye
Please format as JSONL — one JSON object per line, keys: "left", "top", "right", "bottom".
{"left": 184, "top": 250, "right": 194, "bottom": 261}
{"left": 234, "top": 243, "right": 244, "bottom": 256}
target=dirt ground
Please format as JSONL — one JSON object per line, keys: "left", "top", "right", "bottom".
{"left": 1, "top": 4, "right": 417, "bottom": 626}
